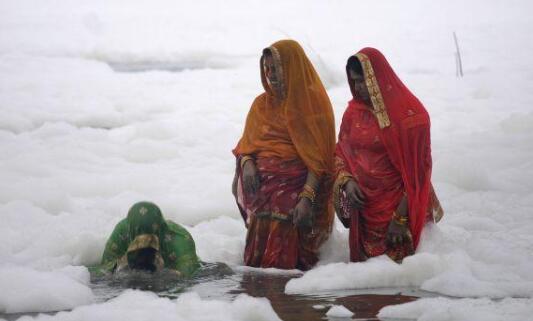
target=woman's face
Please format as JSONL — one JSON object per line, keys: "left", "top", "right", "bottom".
{"left": 263, "top": 54, "right": 282, "bottom": 98}
{"left": 349, "top": 69, "right": 370, "bottom": 102}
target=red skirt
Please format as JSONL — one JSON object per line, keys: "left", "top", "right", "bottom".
{"left": 338, "top": 186, "right": 442, "bottom": 263}
{"left": 236, "top": 157, "right": 321, "bottom": 270}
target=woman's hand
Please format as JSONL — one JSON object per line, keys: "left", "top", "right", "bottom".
{"left": 291, "top": 197, "right": 313, "bottom": 227}
{"left": 242, "top": 160, "right": 261, "bottom": 196}
{"left": 387, "top": 195, "right": 410, "bottom": 245}
{"left": 386, "top": 219, "right": 410, "bottom": 246}
{"left": 344, "top": 179, "right": 365, "bottom": 209}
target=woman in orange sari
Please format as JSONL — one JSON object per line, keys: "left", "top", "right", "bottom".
{"left": 334, "top": 48, "right": 443, "bottom": 263}
{"left": 232, "top": 40, "right": 336, "bottom": 270}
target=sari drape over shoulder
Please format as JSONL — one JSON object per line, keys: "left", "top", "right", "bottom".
{"left": 335, "top": 48, "right": 443, "bottom": 262}
{"left": 233, "top": 40, "right": 336, "bottom": 270}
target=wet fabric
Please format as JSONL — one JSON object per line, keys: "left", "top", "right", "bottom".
{"left": 100, "top": 202, "right": 200, "bottom": 276}
{"left": 238, "top": 158, "right": 324, "bottom": 270}
{"left": 233, "top": 40, "right": 336, "bottom": 270}
{"left": 335, "top": 48, "right": 443, "bottom": 262}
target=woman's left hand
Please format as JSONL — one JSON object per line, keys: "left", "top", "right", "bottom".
{"left": 387, "top": 194, "right": 410, "bottom": 245}
{"left": 386, "top": 219, "right": 410, "bottom": 245}
{"left": 291, "top": 197, "right": 313, "bottom": 227}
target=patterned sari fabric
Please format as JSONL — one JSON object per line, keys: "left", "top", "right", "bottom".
{"left": 100, "top": 202, "right": 200, "bottom": 276}
{"left": 234, "top": 40, "right": 336, "bottom": 270}
{"left": 335, "top": 48, "right": 443, "bottom": 263}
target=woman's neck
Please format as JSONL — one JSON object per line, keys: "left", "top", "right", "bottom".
{"left": 269, "top": 93, "right": 282, "bottom": 106}
{"left": 354, "top": 96, "right": 372, "bottom": 109}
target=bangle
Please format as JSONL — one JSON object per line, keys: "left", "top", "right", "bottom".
{"left": 240, "top": 155, "right": 254, "bottom": 169}
{"left": 392, "top": 211, "right": 408, "bottom": 225}
{"left": 299, "top": 184, "right": 316, "bottom": 204}
{"left": 298, "top": 191, "right": 315, "bottom": 204}
{"left": 303, "top": 184, "right": 316, "bottom": 199}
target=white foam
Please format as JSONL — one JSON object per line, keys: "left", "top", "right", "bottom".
{"left": 1, "top": 0, "right": 532, "bottom": 318}
{"left": 14, "top": 290, "right": 281, "bottom": 321}
{"left": 287, "top": 225, "right": 533, "bottom": 298}
{"left": 378, "top": 297, "right": 533, "bottom": 321}
{"left": 189, "top": 216, "right": 245, "bottom": 265}
{"left": 0, "top": 265, "right": 94, "bottom": 313}
{"left": 326, "top": 305, "right": 354, "bottom": 318}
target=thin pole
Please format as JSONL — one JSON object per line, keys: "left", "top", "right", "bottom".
{"left": 453, "top": 32, "right": 464, "bottom": 77}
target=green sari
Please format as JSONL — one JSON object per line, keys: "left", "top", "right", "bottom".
{"left": 100, "top": 202, "right": 200, "bottom": 277}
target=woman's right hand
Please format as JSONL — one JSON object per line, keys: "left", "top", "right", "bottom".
{"left": 242, "top": 160, "right": 261, "bottom": 196}
{"left": 344, "top": 179, "right": 365, "bottom": 209}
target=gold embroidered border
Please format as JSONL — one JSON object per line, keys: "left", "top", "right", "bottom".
{"left": 271, "top": 211, "right": 291, "bottom": 221}
{"left": 354, "top": 53, "right": 391, "bottom": 129}
{"left": 255, "top": 211, "right": 271, "bottom": 218}
{"left": 126, "top": 234, "right": 160, "bottom": 253}
{"left": 254, "top": 210, "right": 291, "bottom": 221}
{"left": 333, "top": 170, "right": 354, "bottom": 216}
{"left": 268, "top": 46, "right": 286, "bottom": 99}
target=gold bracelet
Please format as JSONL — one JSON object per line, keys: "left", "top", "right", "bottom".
{"left": 392, "top": 211, "right": 408, "bottom": 225}
{"left": 303, "top": 184, "right": 316, "bottom": 199}
{"left": 240, "top": 155, "right": 254, "bottom": 169}
{"left": 298, "top": 190, "right": 315, "bottom": 204}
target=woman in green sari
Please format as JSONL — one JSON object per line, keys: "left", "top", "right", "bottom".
{"left": 100, "top": 201, "right": 200, "bottom": 277}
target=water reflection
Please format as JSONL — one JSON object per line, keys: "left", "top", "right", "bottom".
{"left": 230, "top": 272, "right": 417, "bottom": 321}
{"left": 0, "top": 264, "right": 419, "bottom": 321}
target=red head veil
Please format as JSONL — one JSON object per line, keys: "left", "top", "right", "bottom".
{"left": 352, "top": 48, "right": 432, "bottom": 248}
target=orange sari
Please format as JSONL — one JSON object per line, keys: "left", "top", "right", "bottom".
{"left": 233, "top": 40, "right": 336, "bottom": 270}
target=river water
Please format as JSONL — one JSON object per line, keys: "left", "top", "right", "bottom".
{"left": 1, "top": 263, "right": 436, "bottom": 321}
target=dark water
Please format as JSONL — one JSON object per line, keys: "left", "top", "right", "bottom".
{"left": 227, "top": 271, "right": 420, "bottom": 321}
{"left": 90, "top": 263, "right": 424, "bottom": 321}
{"left": 1, "top": 263, "right": 427, "bottom": 321}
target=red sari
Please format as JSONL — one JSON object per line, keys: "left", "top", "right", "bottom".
{"left": 236, "top": 157, "right": 321, "bottom": 269}
{"left": 335, "top": 48, "right": 443, "bottom": 262}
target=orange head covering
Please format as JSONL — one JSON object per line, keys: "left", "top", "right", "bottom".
{"left": 234, "top": 40, "right": 336, "bottom": 178}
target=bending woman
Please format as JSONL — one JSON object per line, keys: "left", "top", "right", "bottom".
{"left": 100, "top": 201, "right": 200, "bottom": 276}
{"left": 232, "top": 40, "right": 336, "bottom": 270}
{"left": 335, "top": 48, "right": 443, "bottom": 263}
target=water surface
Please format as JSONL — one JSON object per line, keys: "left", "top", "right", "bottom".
{"left": 1, "top": 264, "right": 427, "bottom": 321}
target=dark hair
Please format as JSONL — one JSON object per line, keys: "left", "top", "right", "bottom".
{"left": 262, "top": 48, "right": 273, "bottom": 57}
{"left": 346, "top": 56, "right": 363, "bottom": 76}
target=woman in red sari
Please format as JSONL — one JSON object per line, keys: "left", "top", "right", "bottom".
{"left": 232, "top": 40, "right": 336, "bottom": 270}
{"left": 335, "top": 48, "right": 443, "bottom": 263}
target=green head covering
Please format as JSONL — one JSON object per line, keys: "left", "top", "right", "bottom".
{"left": 127, "top": 201, "right": 166, "bottom": 238}
{"left": 118, "top": 202, "right": 166, "bottom": 272}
